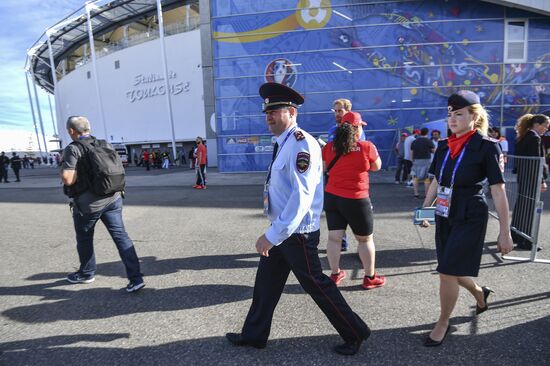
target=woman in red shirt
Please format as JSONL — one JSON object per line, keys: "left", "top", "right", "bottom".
{"left": 322, "top": 111, "right": 385, "bottom": 289}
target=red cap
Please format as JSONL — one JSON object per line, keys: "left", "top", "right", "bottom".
{"left": 413, "top": 129, "right": 420, "bottom": 135}
{"left": 341, "top": 111, "right": 367, "bottom": 127}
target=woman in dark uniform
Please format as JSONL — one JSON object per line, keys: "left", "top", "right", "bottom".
{"left": 420, "top": 91, "right": 514, "bottom": 346}
{"left": 510, "top": 113, "right": 549, "bottom": 250}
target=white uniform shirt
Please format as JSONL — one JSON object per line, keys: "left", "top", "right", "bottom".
{"left": 404, "top": 135, "right": 416, "bottom": 161}
{"left": 265, "top": 124, "right": 324, "bottom": 246}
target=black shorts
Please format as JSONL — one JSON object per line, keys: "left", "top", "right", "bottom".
{"left": 324, "top": 192, "right": 374, "bottom": 236}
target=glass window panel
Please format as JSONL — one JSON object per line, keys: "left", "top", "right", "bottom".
{"left": 507, "top": 42, "right": 524, "bottom": 60}
{"left": 508, "top": 21, "right": 525, "bottom": 41}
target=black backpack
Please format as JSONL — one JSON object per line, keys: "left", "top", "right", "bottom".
{"left": 64, "top": 137, "right": 125, "bottom": 197}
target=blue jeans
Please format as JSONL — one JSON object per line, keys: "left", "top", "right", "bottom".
{"left": 73, "top": 196, "right": 142, "bottom": 282}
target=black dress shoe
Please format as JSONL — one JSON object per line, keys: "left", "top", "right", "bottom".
{"left": 476, "top": 286, "right": 494, "bottom": 315}
{"left": 334, "top": 329, "right": 371, "bottom": 356}
{"left": 424, "top": 325, "right": 450, "bottom": 347}
{"left": 225, "top": 333, "right": 266, "bottom": 349}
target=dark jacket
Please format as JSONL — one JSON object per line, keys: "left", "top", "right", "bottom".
{"left": 515, "top": 130, "right": 548, "bottom": 181}
{"left": 10, "top": 155, "right": 22, "bottom": 170}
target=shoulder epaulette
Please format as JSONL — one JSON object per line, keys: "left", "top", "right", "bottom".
{"left": 482, "top": 135, "right": 499, "bottom": 143}
{"left": 294, "top": 130, "right": 305, "bottom": 141}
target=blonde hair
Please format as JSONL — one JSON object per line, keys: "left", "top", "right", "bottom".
{"left": 468, "top": 104, "right": 489, "bottom": 136}
{"left": 515, "top": 114, "right": 550, "bottom": 141}
{"left": 333, "top": 98, "right": 352, "bottom": 111}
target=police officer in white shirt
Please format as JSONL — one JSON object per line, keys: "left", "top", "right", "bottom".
{"left": 226, "top": 83, "right": 371, "bottom": 356}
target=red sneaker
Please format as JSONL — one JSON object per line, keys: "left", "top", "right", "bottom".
{"left": 201, "top": 185, "right": 207, "bottom": 189}
{"left": 362, "top": 273, "right": 386, "bottom": 289}
{"left": 193, "top": 185, "right": 202, "bottom": 189}
{"left": 329, "top": 270, "right": 346, "bottom": 286}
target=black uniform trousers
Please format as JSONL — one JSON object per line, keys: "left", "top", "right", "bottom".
{"left": 196, "top": 164, "right": 206, "bottom": 186}
{"left": 403, "top": 159, "right": 413, "bottom": 180}
{"left": 241, "top": 230, "right": 370, "bottom": 344}
{"left": 12, "top": 168, "right": 20, "bottom": 181}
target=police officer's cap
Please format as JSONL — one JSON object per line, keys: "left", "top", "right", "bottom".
{"left": 448, "top": 90, "right": 481, "bottom": 112}
{"left": 260, "top": 82, "right": 304, "bottom": 112}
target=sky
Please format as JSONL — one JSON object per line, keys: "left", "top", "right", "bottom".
{"left": 0, "top": 0, "right": 85, "bottom": 153}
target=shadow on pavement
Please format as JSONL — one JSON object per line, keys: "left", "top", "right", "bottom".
{"left": 23, "top": 247, "right": 437, "bottom": 283}
{"left": 26, "top": 254, "right": 262, "bottom": 280}
{"left": 0, "top": 282, "right": 253, "bottom": 323}
{"left": 0, "top": 186, "right": 265, "bottom": 209}
{"left": 1, "top": 315, "right": 548, "bottom": 366}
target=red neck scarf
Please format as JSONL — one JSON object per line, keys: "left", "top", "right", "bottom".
{"left": 447, "top": 129, "right": 476, "bottom": 159}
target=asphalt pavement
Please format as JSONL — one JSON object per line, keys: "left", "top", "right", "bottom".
{"left": 0, "top": 165, "right": 549, "bottom": 365}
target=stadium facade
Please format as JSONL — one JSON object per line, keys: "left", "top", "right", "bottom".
{"left": 27, "top": 0, "right": 550, "bottom": 171}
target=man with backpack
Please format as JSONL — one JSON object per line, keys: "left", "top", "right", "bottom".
{"left": 60, "top": 116, "right": 144, "bottom": 293}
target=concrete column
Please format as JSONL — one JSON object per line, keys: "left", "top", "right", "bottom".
{"left": 24, "top": 71, "right": 44, "bottom": 158}
{"left": 86, "top": 3, "right": 109, "bottom": 141}
{"left": 156, "top": 0, "right": 178, "bottom": 165}
{"left": 29, "top": 69, "right": 50, "bottom": 162}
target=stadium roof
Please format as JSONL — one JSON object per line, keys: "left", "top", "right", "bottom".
{"left": 27, "top": 0, "right": 549, "bottom": 94}
{"left": 26, "top": 0, "right": 186, "bottom": 94}
{"left": 482, "top": 0, "right": 550, "bottom": 16}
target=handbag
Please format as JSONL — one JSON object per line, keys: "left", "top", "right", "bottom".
{"left": 324, "top": 153, "right": 341, "bottom": 183}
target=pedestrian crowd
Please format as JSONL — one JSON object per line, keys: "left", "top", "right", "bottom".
{"left": 39, "top": 83, "right": 549, "bottom": 357}
{"left": 135, "top": 141, "right": 207, "bottom": 190}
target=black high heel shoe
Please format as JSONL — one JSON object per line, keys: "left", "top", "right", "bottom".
{"left": 475, "top": 286, "right": 494, "bottom": 315}
{"left": 424, "top": 325, "right": 451, "bottom": 347}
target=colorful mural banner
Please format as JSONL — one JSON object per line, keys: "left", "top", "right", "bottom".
{"left": 213, "top": 0, "right": 332, "bottom": 43}
{"left": 212, "top": 0, "right": 550, "bottom": 172}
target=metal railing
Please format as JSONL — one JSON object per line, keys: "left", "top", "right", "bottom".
{"left": 488, "top": 154, "right": 548, "bottom": 263}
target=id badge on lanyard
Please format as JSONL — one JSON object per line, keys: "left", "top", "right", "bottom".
{"left": 263, "top": 183, "right": 270, "bottom": 215}
{"left": 435, "top": 186, "right": 453, "bottom": 218}
{"left": 435, "top": 144, "right": 467, "bottom": 218}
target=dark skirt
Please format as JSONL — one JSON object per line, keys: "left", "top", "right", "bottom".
{"left": 435, "top": 196, "right": 489, "bottom": 277}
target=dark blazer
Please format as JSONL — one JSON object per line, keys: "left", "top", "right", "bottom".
{"left": 515, "top": 130, "right": 548, "bottom": 181}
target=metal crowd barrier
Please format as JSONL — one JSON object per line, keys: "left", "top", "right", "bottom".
{"left": 487, "top": 154, "right": 548, "bottom": 264}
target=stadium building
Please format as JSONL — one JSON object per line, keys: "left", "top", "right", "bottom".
{"left": 27, "top": 0, "right": 550, "bottom": 172}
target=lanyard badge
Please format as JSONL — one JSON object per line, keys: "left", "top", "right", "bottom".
{"left": 435, "top": 186, "right": 453, "bottom": 218}
{"left": 263, "top": 183, "right": 270, "bottom": 215}
{"left": 435, "top": 144, "right": 468, "bottom": 218}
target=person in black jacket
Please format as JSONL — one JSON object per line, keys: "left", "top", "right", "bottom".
{"left": 511, "top": 113, "right": 549, "bottom": 250}
{"left": 0, "top": 151, "right": 9, "bottom": 183}
{"left": 10, "top": 152, "right": 22, "bottom": 182}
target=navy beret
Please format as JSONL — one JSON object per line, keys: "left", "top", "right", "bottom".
{"left": 448, "top": 90, "right": 481, "bottom": 112}
{"left": 259, "top": 82, "right": 304, "bottom": 112}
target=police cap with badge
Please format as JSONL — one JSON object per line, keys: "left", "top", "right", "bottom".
{"left": 260, "top": 82, "right": 304, "bottom": 113}
{"left": 447, "top": 90, "right": 480, "bottom": 112}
